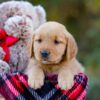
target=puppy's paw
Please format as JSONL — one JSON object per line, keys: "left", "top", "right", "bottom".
{"left": 28, "top": 71, "right": 44, "bottom": 89}
{"left": 58, "top": 72, "right": 74, "bottom": 90}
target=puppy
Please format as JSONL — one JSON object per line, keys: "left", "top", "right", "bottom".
{"left": 25, "top": 21, "right": 84, "bottom": 90}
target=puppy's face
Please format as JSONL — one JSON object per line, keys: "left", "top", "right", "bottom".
{"left": 29, "top": 22, "right": 78, "bottom": 64}
{"left": 34, "top": 28, "right": 67, "bottom": 64}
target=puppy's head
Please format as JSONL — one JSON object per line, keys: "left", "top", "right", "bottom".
{"left": 29, "top": 22, "right": 78, "bottom": 64}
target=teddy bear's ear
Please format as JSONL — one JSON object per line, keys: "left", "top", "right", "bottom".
{"left": 27, "top": 35, "right": 34, "bottom": 58}
{"left": 34, "top": 5, "right": 46, "bottom": 25}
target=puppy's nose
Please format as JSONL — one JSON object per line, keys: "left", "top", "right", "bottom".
{"left": 41, "top": 50, "right": 49, "bottom": 58}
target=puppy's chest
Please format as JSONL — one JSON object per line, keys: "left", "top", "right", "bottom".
{"left": 41, "top": 65, "right": 60, "bottom": 74}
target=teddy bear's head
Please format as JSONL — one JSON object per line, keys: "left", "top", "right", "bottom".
{"left": 0, "top": 1, "right": 46, "bottom": 39}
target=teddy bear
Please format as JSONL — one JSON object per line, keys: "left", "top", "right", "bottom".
{"left": 0, "top": 1, "right": 46, "bottom": 73}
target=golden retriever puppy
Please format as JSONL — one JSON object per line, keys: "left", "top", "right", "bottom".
{"left": 25, "top": 21, "right": 84, "bottom": 90}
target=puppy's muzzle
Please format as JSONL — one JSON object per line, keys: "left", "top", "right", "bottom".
{"left": 41, "top": 50, "right": 50, "bottom": 59}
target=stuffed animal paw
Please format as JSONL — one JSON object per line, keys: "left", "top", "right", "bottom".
{"left": 0, "top": 47, "right": 5, "bottom": 60}
{"left": 0, "top": 60, "right": 10, "bottom": 73}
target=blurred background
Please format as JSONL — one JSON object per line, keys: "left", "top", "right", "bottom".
{"left": 0, "top": 0, "right": 100, "bottom": 99}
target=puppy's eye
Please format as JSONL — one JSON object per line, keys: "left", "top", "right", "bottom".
{"left": 36, "top": 39, "right": 42, "bottom": 43}
{"left": 54, "top": 40, "right": 61, "bottom": 44}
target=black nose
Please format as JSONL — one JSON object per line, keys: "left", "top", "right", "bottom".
{"left": 41, "top": 50, "right": 49, "bottom": 58}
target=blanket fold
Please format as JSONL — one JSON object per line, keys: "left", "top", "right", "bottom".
{"left": 0, "top": 72, "right": 88, "bottom": 100}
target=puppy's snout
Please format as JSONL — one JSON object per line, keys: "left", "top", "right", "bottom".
{"left": 41, "top": 50, "right": 50, "bottom": 58}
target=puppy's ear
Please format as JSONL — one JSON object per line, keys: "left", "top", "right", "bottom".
{"left": 27, "top": 35, "right": 34, "bottom": 58}
{"left": 66, "top": 32, "right": 78, "bottom": 61}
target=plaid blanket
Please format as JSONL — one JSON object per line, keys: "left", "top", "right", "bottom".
{"left": 0, "top": 72, "right": 88, "bottom": 100}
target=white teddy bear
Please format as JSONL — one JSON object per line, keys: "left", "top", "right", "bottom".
{"left": 0, "top": 1, "right": 46, "bottom": 73}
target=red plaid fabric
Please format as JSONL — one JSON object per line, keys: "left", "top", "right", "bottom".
{"left": 0, "top": 72, "right": 88, "bottom": 100}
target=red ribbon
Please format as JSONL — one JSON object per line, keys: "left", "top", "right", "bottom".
{"left": 0, "top": 28, "right": 19, "bottom": 62}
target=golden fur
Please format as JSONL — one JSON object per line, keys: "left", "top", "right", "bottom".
{"left": 25, "top": 22, "right": 84, "bottom": 89}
